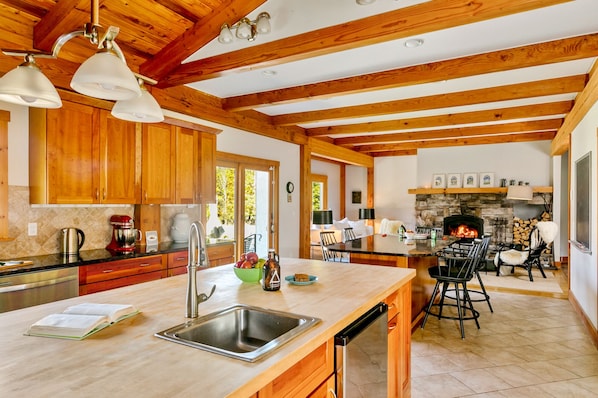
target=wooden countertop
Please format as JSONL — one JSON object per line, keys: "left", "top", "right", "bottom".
{"left": 0, "top": 258, "right": 415, "bottom": 397}
{"left": 326, "top": 234, "right": 457, "bottom": 257}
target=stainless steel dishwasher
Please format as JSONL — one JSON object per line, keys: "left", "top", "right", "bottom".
{"left": 335, "top": 302, "right": 388, "bottom": 398}
{"left": 0, "top": 268, "right": 79, "bottom": 313}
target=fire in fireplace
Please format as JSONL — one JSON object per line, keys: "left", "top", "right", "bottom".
{"left": 443, "top": 215, "right": 484, "bottom": 239}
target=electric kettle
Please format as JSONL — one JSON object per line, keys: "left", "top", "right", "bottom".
{"left": 60, "top": 228, "right": 85, "bottom": 255}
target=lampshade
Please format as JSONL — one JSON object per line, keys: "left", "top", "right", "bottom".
{"left": 359, "top": 208, "right": 376, "bottom": 220}
{"left": 236, "top": 19, "right": 252, "bottom": 39}
{"left": 255, "top": 13, "right": 271, "bottom": 34}
{"left": 312, "top": 210, "right": 333, "bottom": 225}
{"left": 111, "top": 83, "right": 164, "bottom": 122}
{"left": 71, "top": 49, "right": 141, "bottom": 101}
{"left": 506, "top": 185, "right": 533, "bottom": 200}
{"left": 0, "top": 57, "right": 62, "bottom": 108}
{"left": 218, "top": 24, "right": 234, "bottom": 43}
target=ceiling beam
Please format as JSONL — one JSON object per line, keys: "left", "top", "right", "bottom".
{"left": 308, "top": 101, "right": 572, "bottom": 137}
{"left": 357, "top": 131, "right": 556, "bottom": 152}
{"left": 140, "top": 0, "right": 266, "bottom": 81}
{"left": 335, "top": 120, "right": 562, "bottom": 147}
{"left": 159, "top": 0, "right": 571, "bottom": 87}
{"left": 225, "top": 33, "right": 598, "bottom": 111}
{"left": 273, "top": 75, "right": 586, "bottom": 126}
{"left": 309, "top": 138, "right": 373, "bottom": 168}
{"left": 32, "top": 0, "right": 96, "bottom": 51}
{"left": 551, "top": 60, "right": 598, "bottom": 155}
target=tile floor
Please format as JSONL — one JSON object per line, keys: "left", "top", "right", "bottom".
{"left": 411, "top": 282, "right": 598, "bottom": 397}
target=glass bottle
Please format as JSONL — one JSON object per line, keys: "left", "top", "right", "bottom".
{"left": 262, "top": 249, "right": 281, "bottom": 291}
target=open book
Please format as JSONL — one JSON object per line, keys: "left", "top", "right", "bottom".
{"left": 25, "top": 303, "right": 139, "bottom": 340}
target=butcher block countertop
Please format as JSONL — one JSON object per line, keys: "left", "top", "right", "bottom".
{"left": 0, "top": 258, "right": 415, "bottom": 397}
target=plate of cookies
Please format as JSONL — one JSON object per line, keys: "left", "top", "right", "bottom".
{"left": 285, "top": 274, "right": 318, "bottom": 286}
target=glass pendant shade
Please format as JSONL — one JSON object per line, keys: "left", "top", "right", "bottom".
{"left": 218, "top": 24, "right": 234, "bottom": 43}
{"left": 256, "top": 13, "right": 271, "bottom": 34}
{"left": 71, "top": 50, "right": 141, "bottom": 101}
{"left": 111, "top": 85, "right": 164, "bottom": 123}
{"left": 0, "top": 60, "right": 62, "bottom": 108}
{"left": 236, "top": 19, "right": 252, "bottom": 39}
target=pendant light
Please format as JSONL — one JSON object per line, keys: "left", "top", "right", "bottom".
{"left": 0, "top": 54, "right": 61, "bottom": 108}
{"left": 111, "top": 80, "right": 164, "bottom": 122}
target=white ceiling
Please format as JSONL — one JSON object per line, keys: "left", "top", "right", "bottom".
{"left": 186, "top": 0, "right": 598, "bottom": 134}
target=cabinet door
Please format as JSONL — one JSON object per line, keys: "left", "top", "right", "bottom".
{"left": 198, "top": 132, "right": 216, "bottom": 203}
{"left": 175, "top": 126, "right": 198, "bottom": 204}
{"left": 142, "top": 123, "right": 175, "bottom": 204}
{"left": 99, "top": 110, "right": 140, "bottom": 204}
{"left": 46, "top": 102, "right": 100, "bottom": 204}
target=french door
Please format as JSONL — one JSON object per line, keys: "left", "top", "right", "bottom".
{"left": 208, "top": 153, "right": 278, "bottom": 259}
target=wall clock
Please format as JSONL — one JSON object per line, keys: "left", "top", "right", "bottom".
{"left": 286, "top": 182, "right": 294, "bottom": 194}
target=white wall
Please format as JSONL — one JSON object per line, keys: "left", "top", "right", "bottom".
{"left": 374, "top": 156, "right": 418, "bottom": 231}
{"left": 416, "top": 142, "right": 553, "bottom": 188}
{"left": 569, "top": 101, "right": 598, "bottom": 330}
{"left": 4, "top": 103, "right": 29, "bottom": 186}
{"left": 345, "top": 165, "right": 368, "bottom": 220}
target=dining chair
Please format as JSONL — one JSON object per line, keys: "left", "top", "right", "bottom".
{"left": 421, "top": 238, "right": 484, "bottom": 338}
{"left": 320, "top": 231, "right": 349, "bottom": 262}
{"left": 343, "top": 227, "right": 357, "bottom": 242}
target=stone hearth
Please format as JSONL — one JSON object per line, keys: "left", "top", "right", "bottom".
{"left": 415, "top": 192, "right": 552, "bottom": 248}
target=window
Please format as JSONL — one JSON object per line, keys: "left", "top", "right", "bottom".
{"left": 207, "top": 153, "right": 279, "bottom": 258}
{"left": 311, "top": 174, "right": 328, "bottom": 210}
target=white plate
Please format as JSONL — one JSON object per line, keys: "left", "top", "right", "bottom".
{"left": 414, "top": 233, "right": 429, "bottom": 239}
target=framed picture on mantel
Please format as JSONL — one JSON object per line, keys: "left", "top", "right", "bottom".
{"left": 447, "top": 173, "right": 461, "bottom": 188}
{"left": 479, "top": 172, "right": 495, "bottom": 187}
{"left": 463, "top": 173, "right": 478, "bottom": 188}
{"left": 432, "top": 174, "right": 446, "bottom": 188}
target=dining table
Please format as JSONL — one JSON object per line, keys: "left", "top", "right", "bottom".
{"left": 326, "top": 234, "right": 458, "bottom": 329}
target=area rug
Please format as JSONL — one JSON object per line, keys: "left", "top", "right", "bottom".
{"left": 469, "top": 267, "right": 566, "bottom": 299}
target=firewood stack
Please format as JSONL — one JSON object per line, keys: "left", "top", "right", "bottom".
{"left": 512, "top": 212, "right": 552, "bottom": 256}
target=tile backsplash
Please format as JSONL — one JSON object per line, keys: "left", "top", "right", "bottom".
{"left": 2, "top": 186, "right": 201, "bottom": 259}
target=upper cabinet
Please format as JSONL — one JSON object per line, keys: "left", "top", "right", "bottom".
{"left": 30, "top": 102, "right": 140, "bottom": 204}
{"left": 30, "top": 101, "right": 218, "bottom": 205}
{"left": 141, "top": 123, "right": 176, "bottom": 204}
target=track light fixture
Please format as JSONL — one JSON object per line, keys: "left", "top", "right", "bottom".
{"left": 0, "top": 0, "right": 163, "bottom": 123}
{"left": 218, "top": 12, "right": 271, "bottom": 44}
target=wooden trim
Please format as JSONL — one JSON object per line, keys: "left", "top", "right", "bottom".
{"left": 568, "top": 291, "right": 598, "bottom": 349}
{"left": 0, "top": 110, "right": 10, "bottom": 239}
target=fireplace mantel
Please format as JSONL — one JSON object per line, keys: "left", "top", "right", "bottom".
{"left": 408, "top": 186, "right": 553, "bottom": 195}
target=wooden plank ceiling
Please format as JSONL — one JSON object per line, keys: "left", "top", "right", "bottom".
{"left": 0, "top": 0, "right": 597, "bottom": 164}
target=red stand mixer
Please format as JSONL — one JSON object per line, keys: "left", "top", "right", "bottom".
{"left": 106, "top": 215, "right": 140, "bottom": 253}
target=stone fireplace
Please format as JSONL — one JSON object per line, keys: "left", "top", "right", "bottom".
{"left": 443, "top": 214, "right": 484, "bottom": 239}
{"left": 415, "top": 192, "right": 552, "bottom": 249}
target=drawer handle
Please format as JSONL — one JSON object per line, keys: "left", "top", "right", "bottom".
{"left": 175, "top": 257, "right": 186, "bottom": 261}
{"left": 139, "top": 263, "right": 151, "bottom": 267}
{"left": 388, "top": 321, "right": 397, "bottom": 331}
{"left": 102, "top": 269, "right": 113, "bottom": 273}
{"left": 388, "top": 303, "right": 396, "bottom": 310}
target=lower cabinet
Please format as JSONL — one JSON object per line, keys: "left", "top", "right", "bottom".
{"left": 166, "top": 251, "right": 189, "bottom": 277}
{"left": 386, "top": 282, "right": 412, "bottom": 398}
{"left": 166, "top": 243, "right": 235, "bottom": 276}
{"left": 79, "top": 255, "right": 165, "bottom": 295}
{"left": 258, "top": 338, "right": 334, "bottom": 397}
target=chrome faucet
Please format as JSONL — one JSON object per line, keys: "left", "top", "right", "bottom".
{"left": 186, "top": 221, "right": 216, "bottom": 318}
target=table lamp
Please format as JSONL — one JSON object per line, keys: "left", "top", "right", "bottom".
{"left": 359, "top": 208, "right": 376, "bottom": 231}
{"left": 506, "top": 185, "right": 533, "bottom": 200}
{"left": 312, "top": 210, "right": 333, "bottom": 230}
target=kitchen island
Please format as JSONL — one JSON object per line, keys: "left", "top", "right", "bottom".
{"left": 327, "top": 235, "right": 456, "bottom": 328}
{"left": 0, "top": 258, "right": 414, "bottom": 397}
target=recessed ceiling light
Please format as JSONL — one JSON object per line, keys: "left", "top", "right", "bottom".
{"left": 262, "top": 70, "right": 277, "bottom": 77}
{"left": 404, "top": 38, "right": 424, "bottom": 48}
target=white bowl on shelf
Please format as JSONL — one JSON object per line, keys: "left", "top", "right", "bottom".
{"left": 404, "top": 232, "right": 415, "bottom": 239}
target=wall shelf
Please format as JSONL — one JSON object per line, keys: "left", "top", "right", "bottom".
{"left": 408, "top": 186, "right": 553, "bottom": 195}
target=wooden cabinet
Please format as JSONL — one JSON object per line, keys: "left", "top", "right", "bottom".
{"left": 174, "top": 126, "right": 198, "bottom": 204}
{"left": 29, "top": 102, "right": 139, "bottom": 204}
{"left": 198, "top": 131, "right": 216, "bottom": 203}
{"left": 258, "top": 339, "right": 334, "bottom": 398}
{"left": 166, "top": 250, "right": 189, "bottom": 277}
{"left": 385, "top": 283, "right": 412, "bottom": 398}
{"left": 79, "top": 255, "right": 165, "bottom": 295}
{"left": 141, "top": 123, "right": 175, "bottom": 204}
{"left": 307, "top": 374, "right": 336, "bottom": 398}
{"left": 207, "top": 242, "right": 235, "bottom": 266}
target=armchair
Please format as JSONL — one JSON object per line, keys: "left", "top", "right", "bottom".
{"left": 494, "top": 221, "right": 558, "bottom": 282}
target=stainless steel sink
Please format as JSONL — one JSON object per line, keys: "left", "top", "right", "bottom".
{"left": 155, "top": 304, "right": 321, "bottom": 362}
